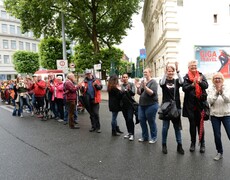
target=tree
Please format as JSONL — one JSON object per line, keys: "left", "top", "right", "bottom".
{"left": 4, "top": 0, "right": 141, "bottom": 53}
{"left": 13, "top": 51, "right": 39, "bottom": 74}
{"left": 73, "top": 44, "right": 123, "bottom": 78}
{"left": 39, "top": 37, "right": 71, "bottom": 69}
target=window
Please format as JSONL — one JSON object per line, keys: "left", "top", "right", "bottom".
{"left": 0, "top": 55, "right": 2, "bottom": 64}
{"left": 3, "top": 55, "right": 10, "bottom": 64}
{"left": 11, "top": 40, "right": 16, "bottom": 49}
{"left": 3, "top": 40, "right": 9, "bottom": 49}
{"left": 17, "top": 26, "right": 21, "bottom": 35}
{"left": 32, "top": 43, "right": 37, "bottom": 52}
{"left": 177, "top": 0, "right": 183, "bottom": 6}
{"left": 214, "top": 14, "right": 218, "bottom": 23}
{"left": 10, "top": 25, "right": 15, "bottom": 34}
{"left": 25, "top": 42, "right": 30, "bottom": 51}
{"left": 1, "top": 10, "right": 7, "bottom": 19}
{"left": 2, "top": 24, "right": 7, "bottom": 33}
{"left": 19, "top": 41, "right": 23, "bottom": 50}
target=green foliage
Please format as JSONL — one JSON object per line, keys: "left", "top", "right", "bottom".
{"left": 13, "top": 51, "right": 39, "bottom": 74}
{"left": 73, "top": 44, "right": 124, "bottom": 75}
{"left": 39, "top": 37, "right": 70, "bottom": 69}
{"left": 118, "top": 61, "right": 133, "bottom": 76}
{"left": 4, "top": 0, "right": 141, "bottom": 53}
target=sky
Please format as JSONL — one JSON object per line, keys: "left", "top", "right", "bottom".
{"left": 117, "top": 4, "right": 145, "bottom": 63}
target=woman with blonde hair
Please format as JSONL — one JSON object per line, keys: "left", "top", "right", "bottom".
{"left": 136, "top": 68, "right": 159, "bottom": 144}
{"left": 182, "top": 60, "right": 208, "bottom": 153}
{"left": 207, "top": 72, "right": 230, "bottom": 160}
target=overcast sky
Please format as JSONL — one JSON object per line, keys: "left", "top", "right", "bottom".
{"left": 117, "top": 4, "right": 144, "bottom": 63}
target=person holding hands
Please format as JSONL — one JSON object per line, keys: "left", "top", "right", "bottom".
{"left": 159, "top": 62, "right": 184, "bottom": 154}
{"left": 207, "top": 72, "right": 230, "bottom": 161}
{"left": 136, "top": 68, "right": 159, "bottom": 144}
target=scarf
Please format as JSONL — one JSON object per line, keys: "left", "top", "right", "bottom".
{"left": 188, "top": 70, "right": 202, "bottom": 99}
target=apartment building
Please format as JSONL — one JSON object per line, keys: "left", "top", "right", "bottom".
{"left": 142, "top": 0, "right": 230, "bottom": 78}
{"left": 0, "top": 0, "right": 40, "bottom": 80}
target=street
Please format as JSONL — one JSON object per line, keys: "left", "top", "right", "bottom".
{"left": 0, "top": 100, "right": 230, "bottom": 180}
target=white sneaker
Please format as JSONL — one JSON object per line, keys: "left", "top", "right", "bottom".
{"left": 58, "top": 119, "right": 64, "bottom": 122}
{"left": 138, "top": 138, "right": 145, "bottom": 142}
{"left": 129, "top": 135, "right": 134, "bottom": 141}
{"left": 149, "top": 139, "right": 157, "bottom": 144}
{"left": 124, "top": 134, "right": 130, "bottom": 139}
{"left": 213, "top": 153, "right": 223, "bottom": 161}
{"left": 20, "top": 114, "right": 23, "bottom": 118}
{"left": 31, "top": 112, "right": 34, "bottom": 116}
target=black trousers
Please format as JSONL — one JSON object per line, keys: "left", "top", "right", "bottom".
{"left": 85, "top": 102, "right": 100, "bottom": 129}
{"left": 122, "top": 107, "right": 135, "bottom": 135}
{"left": 189, "top": 109, "right": 205, "bottom": 144}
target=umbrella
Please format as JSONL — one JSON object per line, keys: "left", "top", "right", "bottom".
{"left": 199, "top": 110, "right": 205, "bottom": 144}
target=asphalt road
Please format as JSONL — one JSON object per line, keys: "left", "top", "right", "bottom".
{"left": 0, "top": 101, "right": 230, "bottom": 180}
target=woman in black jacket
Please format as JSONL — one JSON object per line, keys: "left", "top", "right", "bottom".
{"left": 108, "top": 75, "right": 123, "bottom": 136}
{"left": 159, "top": 62, "right": 184, "bottom": 154}
{"left": 182, "top": 60, "right": 208, "bottom": 153}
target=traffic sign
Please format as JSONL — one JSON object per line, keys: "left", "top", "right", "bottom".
{"left": 57, "top": 60, "right": 68, "bottom": 73}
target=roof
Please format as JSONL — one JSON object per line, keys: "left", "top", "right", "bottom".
{"left": 34, "top": 70, "right": 64, "bottom": 74}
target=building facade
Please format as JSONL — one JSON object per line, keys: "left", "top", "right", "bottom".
{"left": 142, "top": 0, "right": 230, "bottom": 78}
{"left": 0, "top": 0, "right": 40, "bottom": 80}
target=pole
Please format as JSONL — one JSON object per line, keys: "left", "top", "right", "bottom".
{"left": 61, "top": 12, "right": 67, "bottom": 60}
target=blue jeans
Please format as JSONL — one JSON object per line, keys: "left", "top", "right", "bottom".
{"left": 138, "top": 103, "right": 158, "bottom": 140}
{"left": 19, "top": 95, "right": 33, "bottom": 114}
{"left": 111, "top": 111, "right": 119, "bottom": 130}
{"left": 162, "top": 120, "right": 182, "bottom": 144}
{"left": 211, "top": 116, "right": 230, "bottom": 154}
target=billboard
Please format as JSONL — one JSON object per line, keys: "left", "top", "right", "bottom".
{"left": 195, "top": 46, "right": 230, "bottom": 78}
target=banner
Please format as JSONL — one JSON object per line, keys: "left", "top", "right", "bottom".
{"left": 195, "top": 46, "right": 230, "bottom": 78}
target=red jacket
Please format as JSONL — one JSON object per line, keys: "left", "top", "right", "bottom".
{"left": 32, "top": 80, "right": 46, "bottom": 97}
{"left": 65, "top": 79, "right": 77, "bottom": 101}
{"left": 79, "top": 77, "right": 102, "bottom": 103}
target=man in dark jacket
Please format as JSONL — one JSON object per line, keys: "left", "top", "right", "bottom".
{"left": 79, "top": 69, "right": 102, "bottom": 133}
{"left": 65, "top": 73, "right": 79, "bottom": 129}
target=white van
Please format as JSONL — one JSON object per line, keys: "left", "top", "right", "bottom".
{"left": 33, "top": 70, "right": 65, "bottom": 81}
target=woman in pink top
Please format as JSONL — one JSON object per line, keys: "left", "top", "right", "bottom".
{"left": 50, "top": 76, "right": 64, "bottom": 120}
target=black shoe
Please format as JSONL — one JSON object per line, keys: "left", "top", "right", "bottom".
{"left": 89, "top": 128, "right": 96, "bottom": 132}
{"left": 116, "top": 126, "right": 124, "bottom": 134}
{"left": 112, "top": 130, "right": 120, "bottom": 136}
{"left": 190, "top": 143, "right": 195, "bottom": 152}
{"left": 200, "top": 144, "right": 205, "bottom": 153}
{"left": 162, "top": 144, "right": 167, "bottom": 154}
{"left": 63, "top": 121, "right": 68, "bottom": 125}
{"left": 177, "top": 144, "right": 185, "bottom": 155}
{"left": 70, "top": 125, "right": 80, "bottom": 129}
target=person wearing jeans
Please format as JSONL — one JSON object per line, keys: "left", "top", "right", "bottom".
{"left": 107, "top": 75, "right": 123, "bottom": 136}
{"left": 136, "top": 68, "right": 159, "bottom": 144}
{"left": 208, "top": 72, "right": 230, "bottom": 161}
{"left": 159, "top": 62, "right": 184, "bottom": 154}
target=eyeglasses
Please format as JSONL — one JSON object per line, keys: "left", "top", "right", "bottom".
{"left": 214, "top": 77, "right": 222, "bottom": 80}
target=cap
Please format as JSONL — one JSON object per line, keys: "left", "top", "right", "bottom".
{"left": 85, "top": 69, "right": 92, "bottom": 74}
{"left": 32, "top": 74, "right": 37, "bottom": 77}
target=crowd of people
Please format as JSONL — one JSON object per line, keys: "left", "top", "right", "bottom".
{"left": 1, "top": 60, "right": 230, "bottom": 161}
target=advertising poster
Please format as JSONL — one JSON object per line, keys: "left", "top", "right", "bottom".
{"left": 195, "top": 46, "right": 230, "bottom": 78}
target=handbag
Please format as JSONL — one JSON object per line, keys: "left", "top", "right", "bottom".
{"left": 158, "top": 79, "right": 180, "bottom": 120}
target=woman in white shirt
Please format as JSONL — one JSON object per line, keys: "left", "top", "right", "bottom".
{"left": 207, "top": 72, "right": 230, "bottom": 161}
